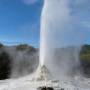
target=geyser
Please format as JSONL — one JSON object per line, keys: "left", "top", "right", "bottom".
{"left": 40, "top": 0, "right": 82, "bottom": 80}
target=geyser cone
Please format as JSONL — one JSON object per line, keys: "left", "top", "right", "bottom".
{"left": 33, "top": 65, "right": 53, "bottom": 81}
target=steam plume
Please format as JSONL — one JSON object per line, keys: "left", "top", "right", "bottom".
{"left": 40, "top": 0, "right": 82, "bottom": 80}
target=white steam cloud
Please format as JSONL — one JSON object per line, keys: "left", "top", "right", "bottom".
{"left": 40, "top": 0, "right": 83, "bottom": 81}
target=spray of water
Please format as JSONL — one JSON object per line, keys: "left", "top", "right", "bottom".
{"left": 5, "top": 47, "right": 39, "bottom": 78}
{"left": 40, "top": 0, "right": 82, "bottom": 80}
{"left": 40, "top": 0, "right": 70, "bottom": 66}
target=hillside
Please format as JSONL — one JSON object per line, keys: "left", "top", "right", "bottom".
{"left": 80, "top": 45, "right": 90, "bottom": 77}
{"left": 0, "top": 44, "right": 90, "bottom": 80}
{"left": 0, "top": 44, "right": 39, "bottom": 80}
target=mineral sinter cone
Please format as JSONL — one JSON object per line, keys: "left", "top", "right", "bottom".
{"left": 34, "top": 65, "right": 53, "bottom": 81}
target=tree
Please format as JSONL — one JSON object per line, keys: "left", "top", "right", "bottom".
{"left": 0, "top": 52, "right": 11, "bottom": 80}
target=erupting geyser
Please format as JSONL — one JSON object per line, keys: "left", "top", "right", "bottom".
{"left": 0, "top": 0, "right": 90, "bottom": 90}
{"left": 40, "top": 0, "right": 82, "bottom": 81}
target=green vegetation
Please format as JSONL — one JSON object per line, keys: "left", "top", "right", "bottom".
{"left": 80, "top": 44, "right": 90, "bottom": 62}
{"left": 0, "top": 43, "right": 4, "bottom": 48}
{"left": 16, "top": 44, "right": 36, "bottom": 52}
{"left": 16, "top": 44, "right": 30, "bottom": 50}
{"left": 0, "top": 52, "right": 11, "bottom": 80}
{"left": 0, "top": 43, "right": 90, "bottom": 79}
{"left": 80, "top": 45, "right": 90, "bottom": 77}
{"left": 0, "top": 44, "right": 37, "bottom": 80}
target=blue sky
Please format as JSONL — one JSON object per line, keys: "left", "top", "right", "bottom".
{"left": 0, "top": 0, "right": 43, "bottom": 47}
{"left": 0, "top": 0, "right": 90, "bottom": 47}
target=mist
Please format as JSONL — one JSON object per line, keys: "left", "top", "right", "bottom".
{"left": 40, "top": 0, "right": 83, "bottom": 81}
{"left": 4, "top": 46, "right": 39, "bottom": 78}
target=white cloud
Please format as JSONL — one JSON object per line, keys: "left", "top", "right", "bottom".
{"left": 22, "top": 0, "right": 38, "bottom": 5}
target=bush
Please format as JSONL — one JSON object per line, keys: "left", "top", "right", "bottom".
{"left": 80, "top": 45, "right": 90, "bottom": 77}
{"left": 0, "top": 52, "right": 11, "bottom": 80}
